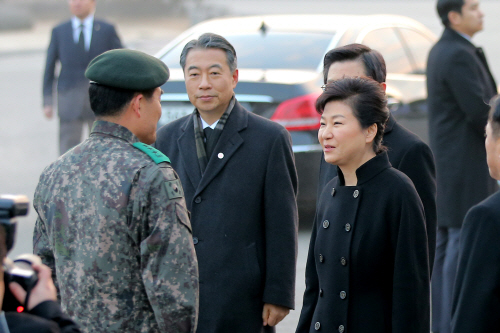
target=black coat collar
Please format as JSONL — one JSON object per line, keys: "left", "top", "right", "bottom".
{"left": 337, "top": 151, "right": 391, "bottom": 186}
{"left": 384, "top": 114, "right": 396, "bottom": 134}
{"left": 441, "top": 27, "right": 476, "bottom": 50}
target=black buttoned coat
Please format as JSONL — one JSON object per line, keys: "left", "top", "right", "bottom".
{"left": 451, "top": 191, "right": 500, "bottom": 333}
{"left": 154, "top": 101, "right": 298, "bottom": 333}
{"left": 297, "top": 153, "right": 430, "bottom": 333}
{"left": 427, "top": 28, "right": 498, "bottom": 228}
{"left": 317, "top": 115, "right": 437, "bottom": 273}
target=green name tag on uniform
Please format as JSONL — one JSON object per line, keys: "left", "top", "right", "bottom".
{"left": 132, "top": 142, "right": 171, "bottom": 164}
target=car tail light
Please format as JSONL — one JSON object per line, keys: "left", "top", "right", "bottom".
{"left": 270, "top": 93, "right": 322, "bottom": 131}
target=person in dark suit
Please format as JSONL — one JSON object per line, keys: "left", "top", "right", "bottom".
{"left": 451, "top": 96, "right": 500, "bottom": 333}
{"left": 426, "top": 1, "right": 497, "bottom": 332}
{"left": 154, "top": 33, "right": 298, "bottom": 333}
{"left": 317, "top": 44, "right": 437, "bottom": 275}
{"left": 42, "top": 0, "right": 122, "bottom": 155}
{"left": 296, "top": 77, "right": 430, "bottom": 333}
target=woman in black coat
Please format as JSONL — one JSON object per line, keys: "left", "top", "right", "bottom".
{"left": 296, "top": 77, "right": 430, "bottom": 333}
{"left": 451, "top": 96, "right": 500, "bottom": 333}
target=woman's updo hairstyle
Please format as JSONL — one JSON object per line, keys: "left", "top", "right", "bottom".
{"left": 316, "top": 76, "right": 389, "bottom": 153}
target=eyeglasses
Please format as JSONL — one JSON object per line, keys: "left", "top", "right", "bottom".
{"left": 320, "top": 84, "right": 327, "bottom": 92}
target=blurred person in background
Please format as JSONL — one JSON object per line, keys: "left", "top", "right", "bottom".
{"left": 42, "top": 0, "right": 122, "bottom": 155}
{"left": 154, "top": 33, "right": 298, "bottom": 333}
{"left": 34, "top": 49, "right": 198, "bottom": 332}
{"left": 451, "top": 95, "right": 500, "bottom": 333}
{"left": 296, "top": 77, "right": 430, "bottom": 333}
{"left": 427, "top": 1, "right": 497, "bottom": 332}
{"left": 317, "top": 43, "right": 437, "bottom": 275}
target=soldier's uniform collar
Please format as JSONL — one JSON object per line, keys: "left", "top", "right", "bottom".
{"left": 91, "top": 120, "right": 139, "bottom": 144}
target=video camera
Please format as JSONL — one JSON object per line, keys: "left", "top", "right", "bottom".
{"left": 0, "top": 195, "right": 39, "bottom": 312}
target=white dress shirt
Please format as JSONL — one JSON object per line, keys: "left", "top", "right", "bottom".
{"left": 71, "top": 14, "right": 94, "bottom": 51}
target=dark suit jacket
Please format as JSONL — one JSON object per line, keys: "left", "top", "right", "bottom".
{"left": 5, "top": 300, "right": 81, "bottom": 332}
{"left": 451, "top": 191, "right": 500, "bottom": 332}
{"left": 427, "top": 28, "right": 497, "bottom": 228}
{"left": 154, "top": 101, "right": 298, "bottom": 333}
{"left": 317, "top": 114, "right": 437, "bottom": 272}
{"left": 297, "top": 153, "right": 430, "bottom": 333}
{"left": 42, "top": 19, "right": 122, "bottom": 121}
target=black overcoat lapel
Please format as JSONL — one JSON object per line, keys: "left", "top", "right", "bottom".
{"left": 194, "top": 103, "right": 247, "bottom": 197}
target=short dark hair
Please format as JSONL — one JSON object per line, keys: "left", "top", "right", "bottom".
{"left": 437, "top": 0, "right": 465, "bottom": 27}
{"left": 316, "top": 77, "right": 389, "bottom": 153}
{"left": 180, "top": 32, "right": 237, "bottom": 72}
{"left": 88, "top": 84, "right": 156, "bottom": 117}
{"left": 488, "top": 95, "right": 500, "bottom": 138}
{"left": 323, "top": 43, "right": 386, "bottom": 84}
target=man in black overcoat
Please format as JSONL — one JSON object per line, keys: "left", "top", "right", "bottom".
{"left": 317, "top": 43, "right": 437, "bottom": 272}
{"left": 451, "top": 191, "right": 500, "bottom": 333}
{"left": 451, "top": 100, "right": 500, "bottom": 332}
{"left": 427, "top": 1, "right": 497, "bottom": 332}
{"left": 154, "top": 33, "right": 298, "bottom": 333}
{"left": 42, "top": 0, "right": 122, "bottom": 155}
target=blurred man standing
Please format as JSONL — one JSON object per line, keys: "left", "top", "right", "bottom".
{"left": 42, "top": 0, "right": 122, "bottom": 155}
{"left": 34, "top": 49, "right": 199, "bottom": 332}
{"left": 427, "top": 1, "right": 497, "bottom": 332}
{"left": 154, "top": 33, "right": 298, "bottom": 333}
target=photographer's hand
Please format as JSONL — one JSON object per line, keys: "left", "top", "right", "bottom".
{"left": 9, "top": 263, "right": 57, "bottom": 311}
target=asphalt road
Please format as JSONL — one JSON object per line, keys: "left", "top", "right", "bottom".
{"left": 1, "top": 1, "right": 500, "bottom": 331}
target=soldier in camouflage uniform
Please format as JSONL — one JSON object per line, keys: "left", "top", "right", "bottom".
{"left": 32, "top": 49, "right": 199, "bottom": 333}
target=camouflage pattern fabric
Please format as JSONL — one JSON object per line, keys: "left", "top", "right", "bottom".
{"left": 33, "top": 120, "right": 199, "bottom": 333}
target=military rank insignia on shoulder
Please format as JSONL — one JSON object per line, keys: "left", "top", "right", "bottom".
{"left": 132, "top": 142, "right": 170, "bottom": 164}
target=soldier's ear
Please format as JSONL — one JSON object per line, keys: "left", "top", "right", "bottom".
{"left": 130, "top": 93, "right": 143, "bottom": 118}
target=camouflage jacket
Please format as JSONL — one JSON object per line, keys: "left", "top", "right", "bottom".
{"left": 33, "top": 121, "right": 199, "bottom": 333}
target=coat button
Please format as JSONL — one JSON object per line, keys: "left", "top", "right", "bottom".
{"left": 193, "top": 237, "right": 199, "bottom": 245}
{"left": 322, "top": 220, "right": 330, "bottom": 229}
{"left": 319, "top": 254, "right": 324, "bottom": 263}
{"left": 340, "top": 257, "right": 347, "bottom": 266}
{"left": 194, "top": 196, "right": 202, "bottom": 204}
{"left": 345, "top": 223, "right": 351, "bottom": 232}
{"left": 319, "top": 288, "right": 323, "bottom": 297}
{"left": 331, "top": 187, "right": 336, "bottom": 196}
{"left": 340, "top": 291, "right": 346, "bottom": 299}
{"left": 353, "top": 189, "right": 359, "bottom": 198}
{"left": 315, "top": 322, "right": 321, "bottom": 330}
{"left": 338, "top": 325, "right": 345, "bottom": 333}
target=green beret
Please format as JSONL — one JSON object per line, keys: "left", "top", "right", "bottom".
{"left": 85, "top": 49, "right": 169, "bottom": 90}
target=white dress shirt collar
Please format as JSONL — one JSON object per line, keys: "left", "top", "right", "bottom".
{"left": 71, "top": 14, "right": 94, "bottom": 51}
{"left": 200, "top": 116, "right": 219, "bottom": 129}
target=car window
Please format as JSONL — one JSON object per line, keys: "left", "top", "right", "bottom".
{"left": 362, "top": 28, "right": 413, "bottom": 74}
{"left": 160, "top": 32, "right": 334, "bottom": 70}
{"left": 397, "top": 28, "right": 434, "bottom": 74}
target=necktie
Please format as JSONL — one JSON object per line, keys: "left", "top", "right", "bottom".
{"left": 204, "top": 127, "right": 214, "bottom": 157}
{"left": 78, "top": 24, "right": 86, "bottom": 52}
{"left": 476, "top": 47, "right": 488, "bottom": 67}
{"left": 476, "top": 47, "right": 496, "bottom": 93}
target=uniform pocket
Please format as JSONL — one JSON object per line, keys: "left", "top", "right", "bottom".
{"left": 175, "top": 202, "right": 192, "bottom": 233}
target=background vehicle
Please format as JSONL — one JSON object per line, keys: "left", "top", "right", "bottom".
{"left": 156, "top": 14, "right": 437, "bottom": 227}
